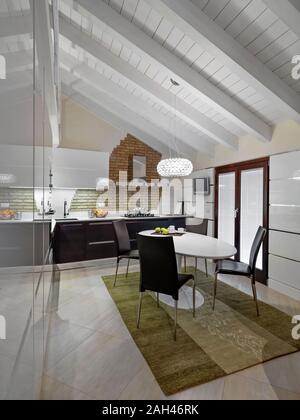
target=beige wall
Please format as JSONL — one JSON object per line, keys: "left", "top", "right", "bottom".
{"left": 60, "top": 97, "right": 125, "bottom": 153}
{"left": 195, "top": 120, "right": 300, "bottom": 169}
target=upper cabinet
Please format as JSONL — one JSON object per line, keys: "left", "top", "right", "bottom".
{"left": 0, "top": 145, "right": 52, "bottom": 188}
{"left": 52, "top": 148, "right": 109, "bottom": 189}
{"left": 0, "top": 145, "right": 109, "bottom": 189}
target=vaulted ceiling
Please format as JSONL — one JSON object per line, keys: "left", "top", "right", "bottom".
{"left": 1, "top": 0, "right": 300, "bottom": 158}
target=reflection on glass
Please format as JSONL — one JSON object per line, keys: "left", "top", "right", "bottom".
{"left": 218, "top": 172, "right": 235, "bottom": 246}
{"left": 240, "top": 169, "right": 264, "bottom": 270}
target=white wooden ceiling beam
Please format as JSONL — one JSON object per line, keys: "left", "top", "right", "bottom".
{"left": 60, "top": 17, "right": 237, "bottom": 149}
{"left": 61, "top": 78, "right": 198, "bottom": 159}
{"left": 145, "top": 0, "right": 300, "bottom": 123}
{"left": 63, "top": 89, "right": 179, "bottom": 158}
{"left": 0, "top": 15, "right": 32, "bottom": 37}
{"left": 60, "top": 51, "right": 213, "bottom": 155}
{"left": 75, "top": 0, "right": 272, "bottom": 142}
{"left": 262, "top": 0, "right": 300, "bottom": 39}
{"left": 31, "top": 0, "right": 60, "bottom": 146}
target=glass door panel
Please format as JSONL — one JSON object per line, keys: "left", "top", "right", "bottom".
{"left": 218, "top": 172, "right": 236, "bottom": 247}
{"left": 240, "top": 168, "right": 264, "bottom": 269}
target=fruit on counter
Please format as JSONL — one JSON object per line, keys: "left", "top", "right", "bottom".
{"left": 0, "top": 209, "right": 17, "bottom": 220}
{"left": 155, "top": 227, "right": 161, "bottom": 234}
{"left": 92, "top": 208, "right": 108, "bottom": 218}
{"left": 161, "top": 228, "right": 170, "bottom": 235}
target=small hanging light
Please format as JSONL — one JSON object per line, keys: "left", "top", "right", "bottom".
{"left": 157, "top": 79, "right": 193, "bottom": 178}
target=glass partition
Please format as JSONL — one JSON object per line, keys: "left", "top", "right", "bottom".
{"left": 0, "top": 0, "right": 57, "bottom": 400}
{"left": 218, "top": 172, "right": 236, "bottom": 247}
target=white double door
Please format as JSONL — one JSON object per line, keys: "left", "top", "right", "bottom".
{"left": 216, "top": 159, "right": 268, "bottom": 284}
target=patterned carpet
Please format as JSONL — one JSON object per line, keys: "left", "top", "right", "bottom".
{"left": 102, "top": 270, "right": 300, "bottom": 396}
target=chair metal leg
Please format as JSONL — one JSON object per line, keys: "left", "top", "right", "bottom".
{"left": 193, "top": 278, "right": 196, "bottom": 318}
{"left": 205, "top": 259, "right": 208, "bottom": 277}
{"left": 174, "top": 300, "right": 178, "bottom": 341}
{"left": 113, "top": 259, "right": 120, "bottom": 287}
{"left": 252, "top": 282, "right": 260, "bottom": 317}
{"left": 195, "top": 257, "right": 197, "bottom": 275}
{"left": 126, "top": 259, "right": 130, "bottom": 278}
{"left": 157, "top": 292, "right": 160, "bottom": 307}
{"left": 137, "top": 292, "right": 144, "bottom": 328}
{"left": 184, "top": 256, "right": 187, "bottom": 272}
{"left": 213, "top": 272, "right": 218, "bottom": 311}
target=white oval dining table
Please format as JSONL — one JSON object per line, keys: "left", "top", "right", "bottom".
{"left": 139, "top": 231, "right": 237, "bottom": 310}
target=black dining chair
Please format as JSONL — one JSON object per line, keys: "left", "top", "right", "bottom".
{"left": 112, "top": 220, "right": 139, "bottom": 287}
{"left": 184, "top": 218, "right": 209, "bottom": 276}
{"left": 137, "top": 234, "right": 196, "bottom": 341}
{"left": 213, "top": 226, "right": 267, "bottom": 317}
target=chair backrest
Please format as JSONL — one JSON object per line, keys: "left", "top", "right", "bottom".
{"left": 112, "top": 220, "right": 131, "bottom": 256}
{"left": 186, "top": 218, "right": 208, "bottom": 236}
{"left": 249, "top": 226, "right": 267, "bottom": 273}
{"left": 137, "top": 234, "right": 179, "bottom": 298}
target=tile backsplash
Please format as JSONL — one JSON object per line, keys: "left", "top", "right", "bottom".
{"left": 0, "top": 188, "right": 37, "bottom": 212}
{"left": 70, "top": 189, "right": 101, "bottom": 211}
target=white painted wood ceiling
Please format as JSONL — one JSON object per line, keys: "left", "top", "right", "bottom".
{"left": 1, "top": 0, "right": 300, "bottom": 157}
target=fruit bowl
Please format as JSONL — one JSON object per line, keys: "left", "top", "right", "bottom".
{"left": 0, "top": 209, "right": 17, "bottom": 220}
{"left": 91, "top": 209, "right": 108, "bottom": 218}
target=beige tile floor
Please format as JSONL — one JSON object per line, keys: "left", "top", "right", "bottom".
{"left": 37, "top": 258, "right": 300, "bottom": 400}
{"left": 2, "top": 258, "right": 300, "bottom": 400}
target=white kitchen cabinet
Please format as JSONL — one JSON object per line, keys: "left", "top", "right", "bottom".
{"left": 52, "top": 148, "right": 109, "bottom": 189}
{"left": 0, "top": 145, "right": 52, "bottom": 188}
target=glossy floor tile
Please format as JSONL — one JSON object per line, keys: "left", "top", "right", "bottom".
{"left": 3, "top": 258, "right": 300, "bottom": 400}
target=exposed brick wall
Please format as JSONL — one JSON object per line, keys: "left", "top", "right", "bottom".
{"left": 109, "top": 134, "right": 162, "bottom": 212}
{"left": 109, "top": 134, "right": 161, "bottom": 183}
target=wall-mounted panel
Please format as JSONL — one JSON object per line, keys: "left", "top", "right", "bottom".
{"left": 269, "top": 205, "right": 300, "bottom": 234}
{"left": 269, "top": 254, "right": 300, "bottom": 291}
{"left": 270, "top": 179, "right": 300, "bottom": 206}
{"left": 269, "top": 230, "right": 300, "bottom": 262}
{"left": 270, "top": 151, "right": 300, "bottom": 180}
{"left": 269, "top": 279, "right": 300, "bottom": 302}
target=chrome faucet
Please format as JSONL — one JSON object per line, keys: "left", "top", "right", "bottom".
{"left": 64, "top": 201, "right": 69, "bottom": 218}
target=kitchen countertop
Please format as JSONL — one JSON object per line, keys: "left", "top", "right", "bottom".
{"left": 0, "top": 215, "right": 188, "bottom": 233}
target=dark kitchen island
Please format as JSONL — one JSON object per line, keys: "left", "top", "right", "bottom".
{"left": 52, "top": 216, "right": 186, "bottom": 264}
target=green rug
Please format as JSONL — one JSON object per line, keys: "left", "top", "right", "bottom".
{"left": 102, "top": 270, "right": 300, "bottom": 396}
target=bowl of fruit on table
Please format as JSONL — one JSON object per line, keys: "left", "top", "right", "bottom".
{"left": 154, "top": 227, "right": 170, "bottom": 236}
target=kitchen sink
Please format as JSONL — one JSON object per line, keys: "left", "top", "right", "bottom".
{"left": 55, "top": 218, "right": 79, "bottom": 221}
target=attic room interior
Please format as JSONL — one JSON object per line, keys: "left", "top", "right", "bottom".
{"left": 0, "top": 0, "right": 300, "bottom": 402}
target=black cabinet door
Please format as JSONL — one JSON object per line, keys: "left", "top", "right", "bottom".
{"left": 86, "top": 222, "right": 117, "bottom": 260}
{"left": 55, "top": 223, "right": 86, "bottom": 263}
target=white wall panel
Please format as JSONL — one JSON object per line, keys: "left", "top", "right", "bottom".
{"left": 269, "top": 205, "right": 300, "bottom": 235}
{"left": 269, "top": 279, "right": 300, "bottom": 302}
{"left": 270, "top": 151, "right": 300, "bottom": 180}
{"left": 269, "top": 254, "right": 300, "bottom": 291}
{"left": 269, "top": 230, "right": 300, "bottom": 262}
{"left": 270, "top": 179, "right": 300, "bottom": 206}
